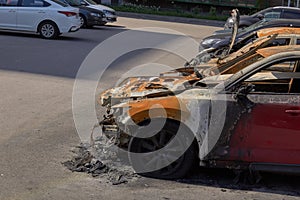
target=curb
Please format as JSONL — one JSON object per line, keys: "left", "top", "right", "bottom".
{"left": 117, "top": 11, "right": 225, "bottom": 27}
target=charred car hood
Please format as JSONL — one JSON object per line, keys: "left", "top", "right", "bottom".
{"left": 99, "top": 72, "right": 200, "bottom": 106}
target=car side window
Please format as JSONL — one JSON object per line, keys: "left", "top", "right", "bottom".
{"left": 268, "top": 38, "right": 291, "bottom": 46}
{"left": 239, "top": 59, "right": 300, "bottom": 94}
{"left": 264, "top": 11, "right": 281, "bottom": 19}
{"left": 21, "top": 0, "right": 49, "bottom": 7}
{"left": 0, "top": 0, "right": 19, "bottom": 6}
{"left": 282, "top": 10, "right": 300, "bottom": 18}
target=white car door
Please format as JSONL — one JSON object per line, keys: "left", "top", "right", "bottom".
{"left": 0, "top": 0, "right": 19, "bottom": 29}
{"left": 17, "top": 0, "right": 49, "bottom": 31}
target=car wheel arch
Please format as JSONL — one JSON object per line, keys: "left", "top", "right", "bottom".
{"left": 37, "top": 20, "right": 60, "bottom": 34}
{"left": 79, "top": 14, "right": 87, "bottom": 27}
{"left": 135, "top": 117, "right": 201, "bottom": 156}
{"left": 128, "top": 117, "right": 200, "bottom": 179}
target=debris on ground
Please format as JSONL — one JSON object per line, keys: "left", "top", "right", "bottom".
{"left": 63, "top": 133, "right": 140, "bottom": 185}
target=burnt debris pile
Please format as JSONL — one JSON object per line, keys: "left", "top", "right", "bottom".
{"left": 63, "top": 137, "right": 139, "bottom": 185}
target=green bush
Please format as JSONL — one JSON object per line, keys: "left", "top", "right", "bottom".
{"left": 113, "top": 3, "right": 227, "bottom": 21}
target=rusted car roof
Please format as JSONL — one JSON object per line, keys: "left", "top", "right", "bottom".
{"left": 256, "top": 45, "right": 300, "bottom": 57}
{"left": 257, "top": 27, "right": 300, "bottom": 38}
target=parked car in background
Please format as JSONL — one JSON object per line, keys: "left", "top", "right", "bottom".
{"left": 201, "top": 19, "right": 300, "bottom": 49}
{"left": 80, "top": 0, "right": 117, "bottom": 24}
{"left": 0, "top": 0, "right": 80, "bottom": 39}
{"left": 189, "top": 27, "right": 300, "bottom": 65}
{"left": 224, "top": 6, "right": 300, "bottom": 30}
{"left": 59, "top": 0, "right": 106, "bottom": 28}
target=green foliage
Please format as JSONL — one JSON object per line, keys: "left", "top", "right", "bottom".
{"left": 209, "top": 6, "right": 216, "bottom": 16}
{"left": 112, "top": 3, "right": 227, "bottom": 21}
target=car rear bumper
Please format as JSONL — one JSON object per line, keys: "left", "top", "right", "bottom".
{"left": 69, "top": 25, "right": 80, "bottom": 32}
{"left": 59, "top": 17, "right": 81, "bottom": 33}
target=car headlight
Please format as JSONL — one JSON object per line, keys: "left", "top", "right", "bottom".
{"left": 227, "top": 18, "right": 234, "bottom": 24}
{"left": 202, "top": 39, "right": 219, "bottom": 46}
{"left": 103, "top": 10, "right": 114, "bottom": 15}
{"left": 224, "top": 17, "right": 234, "bottom": 29}
{"left": 90, "top": 12, "right": 102, "bottom": 17}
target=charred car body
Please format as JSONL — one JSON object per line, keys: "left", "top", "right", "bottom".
{"left": 201, "top": 19, "right": 300, "bottom": 50}
{"left": 98, "top": 45, "right": 300, "bottom": 179}
{"left": 191, "top": 27, "right": 300, "bottom": 65}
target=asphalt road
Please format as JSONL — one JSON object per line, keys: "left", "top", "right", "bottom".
{"left": 0, "top": 15, "right": 299, "bottom": 200}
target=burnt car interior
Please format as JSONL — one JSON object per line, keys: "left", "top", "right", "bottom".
{"left": 240, "top": 59, "right": 300, "bottom": 93}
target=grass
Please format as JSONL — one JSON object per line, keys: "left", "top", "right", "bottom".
{"left": 112, "top": 4, "right": 228, "bottom": 21}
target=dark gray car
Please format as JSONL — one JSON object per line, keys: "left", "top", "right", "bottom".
{"left": 202, "top": 19, "right": 300, "bottom": 50}
{"left": 59, "top": 0, "right": 106, "bottom": 28}
{"left": 224, "top": 6, "right": 300, "bottom": 29}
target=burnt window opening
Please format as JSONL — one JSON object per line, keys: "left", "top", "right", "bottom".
{"left": 267, "top": 38, "right": 291, "bottom": 47}
{"left": 242, "top": 60, "right": 300, "bottom": 94}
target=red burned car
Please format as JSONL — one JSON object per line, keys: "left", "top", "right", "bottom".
{"left": 99, "top": 49, "right": 300, "bottom": 179}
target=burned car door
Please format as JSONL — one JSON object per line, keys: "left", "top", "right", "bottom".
{"left": 228, "top": 58, "right": 300, "bottom": 166}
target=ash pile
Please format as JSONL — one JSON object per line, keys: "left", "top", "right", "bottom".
{"left": 63, "top": 135, "right": 140, "bottom": 185}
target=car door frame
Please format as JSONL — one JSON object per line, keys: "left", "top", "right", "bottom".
{"left": 211, "top": 53, "right": 300, "bottom": 171}
{"left": 0, "top": 0, "right": 21, "bottom": 29}
{"left": 16, "top": 0, "right": 50, "bottom": 31}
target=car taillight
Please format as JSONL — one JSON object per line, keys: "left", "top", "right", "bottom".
{"left": 58, "top": 11, "right": 77, "bottom": 17}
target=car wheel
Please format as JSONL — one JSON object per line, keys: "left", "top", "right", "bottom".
{"left": 39, "top": 21, "right": 59, "bottom": 39}
{"left": 128, "top": 119, "right": 197, "bottom": 179}
{"left": 79, "top": 15, "right": 87, "bottom": 28}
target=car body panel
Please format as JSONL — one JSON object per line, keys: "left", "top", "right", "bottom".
{"left": 0, "top": 5, "right": 17, "bottom": 29}
{"left": 230, "top": 100, "right": 300, "bottom": 164}
{"left": 257, "top": 27, "right": 300, "bottom": 37}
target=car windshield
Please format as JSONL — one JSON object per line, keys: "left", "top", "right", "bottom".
{"left": 250, "top": 7, "right": 271, "bottom": 17}
{"left": 51, "top": 0, "right": 69, "bottom": 6}
{"left": 85, "top": 0, "right": 97, "bottom": 5}
{"left": 242, "top": 19, "right": 270, "bottom": 32}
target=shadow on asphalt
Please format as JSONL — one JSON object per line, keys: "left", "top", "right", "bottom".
{"left": 103, "top": 24, "right": 126, "bottom": 28}
{"left": 0, "top": 26, "right": 128, "bottom": 78}
{"left": 0, "top": 30, "right": 100, "bottom": 42}
{"left": 0, "top": 27, "right": 194, "bottom": 79}
{"left": 0, "top": 31, "right": 41, "bottom": 39}
{"left": 177, "top": 167, "right": 300, "bottom": 197}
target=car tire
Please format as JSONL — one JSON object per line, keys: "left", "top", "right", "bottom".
{"left": 79, "top": 14, "right": 87, "bottom": 28}
{"left": 128, "top": 119, "right": 197, "bottom": 179}
{"left": 39, "top": 21, "right": 59, "bottom": 39}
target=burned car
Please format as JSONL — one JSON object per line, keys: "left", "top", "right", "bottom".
{"left": 201, "top": 19, "right": 300, "bottom": 50}
{"left": 188, "top": 27, "right": 300, "bottom": 65}
{"left": 98, "top": 46, "right": 300, "bottom": 179}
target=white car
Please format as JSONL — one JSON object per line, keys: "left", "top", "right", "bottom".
{"left": 0, "top": 0, "right": 81, "bottom": 39}
{"left": 80, "top": 0, "right": 116, "bottom": 24}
